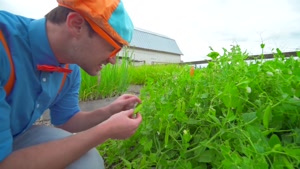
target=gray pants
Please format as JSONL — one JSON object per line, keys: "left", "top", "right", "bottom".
{"left": 13, "top": 125, "right": 105, "bottom": 169}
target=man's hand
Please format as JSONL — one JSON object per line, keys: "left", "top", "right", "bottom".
{"left": 58, "top": 94, "right": 141, "bottom": 133}
{"left": 108, "top": 94, "right": 141, "bottom": 115}
{"left": 101, "top": 109, "right": 142, "bottom": 139}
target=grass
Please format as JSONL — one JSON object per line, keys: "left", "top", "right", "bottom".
{"left": 128, "top": 63, "right": 184, "bottom": 85}
{"left": 79, "top": 48, "right": 184, "bottom": 100}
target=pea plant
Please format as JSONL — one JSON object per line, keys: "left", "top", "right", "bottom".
{"left": 98, "top": 45, "right": 300, "bottom": 168}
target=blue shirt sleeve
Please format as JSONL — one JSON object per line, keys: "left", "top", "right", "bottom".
{"left": 0, "top": 42, "right": 13, "bottom": 162}
{"left": 49, "top": 65, "right": 81, "bottom": 126}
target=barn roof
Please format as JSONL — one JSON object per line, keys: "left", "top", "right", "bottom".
{"left": 129, "top": 28, "right": 183, "bottom": 55}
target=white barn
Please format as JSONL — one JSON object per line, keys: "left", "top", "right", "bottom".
{"left": 118, "top": 28, "right": 183, "bottom": 65}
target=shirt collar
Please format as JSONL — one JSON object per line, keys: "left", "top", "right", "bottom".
{"left": 28, "top": 18, "right": 61, "bottom": 67}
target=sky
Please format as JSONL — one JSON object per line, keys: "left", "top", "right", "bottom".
{"left": 1, "top": 0, "right": 300, "bottom": 62}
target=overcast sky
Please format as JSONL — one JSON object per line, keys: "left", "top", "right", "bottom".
{"left": 1, "top": 0, "right": 300, "bottom": 61}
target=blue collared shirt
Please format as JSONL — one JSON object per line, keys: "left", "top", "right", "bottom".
{"left": 0, "top": 11, "right": 81, "bottom": 161}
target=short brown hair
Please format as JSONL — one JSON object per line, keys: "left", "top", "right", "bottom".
{"left": 45, "top": 6, "right": 95, "bottom": 37}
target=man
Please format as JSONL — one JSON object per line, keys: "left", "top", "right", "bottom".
{"left": 0, "top": 0, "right": 142, "bottom": 168}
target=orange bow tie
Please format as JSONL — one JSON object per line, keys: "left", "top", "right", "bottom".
{"left": 37, "top": 65, "right": 72, "bottom": 74}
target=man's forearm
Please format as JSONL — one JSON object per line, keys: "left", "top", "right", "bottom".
{"left": 0, "top": 124, "right": 109, "bottom": 169}
{"left": 58, "top": 106, "right": 112, "bottom": 133}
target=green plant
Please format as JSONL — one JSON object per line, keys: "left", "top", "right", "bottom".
{"left": 98, "top": 45, "right": 300, "bottom": 168}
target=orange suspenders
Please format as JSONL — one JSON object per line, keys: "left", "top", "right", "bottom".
{"left": 0, "top": 30, "right": 15, "bottom": 95}
{"left": 0, "top": 30, "right": 68, "bottom": 96}
{"left": 58, "top": 64, "right": 69, "bottom": 93}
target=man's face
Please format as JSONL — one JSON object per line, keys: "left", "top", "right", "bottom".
{"left": 74, "top": 29, "right": 118, "bottom": 76}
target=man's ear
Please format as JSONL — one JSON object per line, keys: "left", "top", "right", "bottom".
{"left": 66, "top": 12, "right": 85, "bottom": 37}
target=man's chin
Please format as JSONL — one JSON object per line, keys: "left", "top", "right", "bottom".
{"left": 82, "top": 68, "right": 101, "bottom": 76}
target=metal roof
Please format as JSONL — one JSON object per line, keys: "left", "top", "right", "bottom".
{"left": 130, "top": 28, "right": 183, "bottom": 55}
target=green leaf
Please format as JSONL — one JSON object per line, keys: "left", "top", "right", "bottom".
{"left": 140, "top": 137, "right": 153, "bottom": 152}
{"left": 283, "top": 147, "right": 300, "bottom": 158}
{"left": 222, "top": 159, "right": 237, "bottom": 169}
{"left": 272, "top": 155, "right": 294, "bottom": 169}
{"left": 193, "top": 163, "right": 208, "bottom": 169}
{"left": 149, "top": 153, "right": 157, "bottom": 163}
{"left": 178, "top": 160, "right": 192, "bottom": 169}
{"left": 197, "top": 149, "right": 216, "bottom": 163}
{"left": 201, "top": 93, "right": 209, "bottom": 99}
{"left": 268, "top": 134, "right": 281, "bottom": 148}
{"left": 254, "top": 157, "right": 269, "bottom": 169}
{"left": 293, "top": 128, "right": 300, "bottom": 144}
{"left": 282, "top": 156, "right": 294, "bottom": 169}
{"left": 254, "top": 143, "right": 265, "bottom": 153}
{"left": 276, "top": 48, "right": 283, "bottom": 55}
{"left": 120, "top": 157, "right": 132, "bottom": 169}
{"left": 242, "top": 112, "right": 257, "bottom": 123}
{"left": 208, "top": 114, "right": 221, "bottom": 125}
{"left": 240, "top": 157, "right": 257, "bottom": 169}
{"left": 225, "top": 110, "right": 236, "bottom": 123}
{"left": 246, "top": 125, "right": 269, "bottom": 150}
{"left": 222, "top": 83, "right": 239, "bottom": 108}
{"left": 207, "top": 51, "right": 220, "bottom": 60}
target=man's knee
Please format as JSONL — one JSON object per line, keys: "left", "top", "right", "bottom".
{"left": 13, "top": 125, "right": 105, "bottom": 169}
{"left": 66, "top": 148, "right": 105, "bottom": 169}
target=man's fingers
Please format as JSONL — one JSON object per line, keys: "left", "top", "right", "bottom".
{"left": 135, "top": 113, "right": 142, "bottom": 121}
{"left": 124, "top": 109, "right": 134, "bottom": 116}
{"left": 123, "top": 110, "right": 142, "bottom": 122}
{"left": 120, "top": 94, "right": 136, "bottom": 99}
